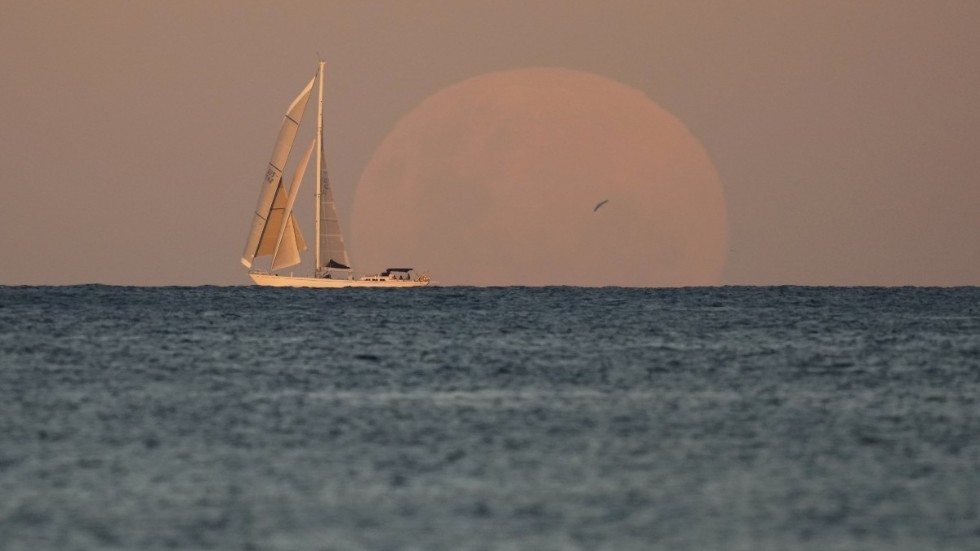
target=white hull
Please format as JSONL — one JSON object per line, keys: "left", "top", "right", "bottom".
{"left": 249, "top": 272, "right": 430, "bottom": 288}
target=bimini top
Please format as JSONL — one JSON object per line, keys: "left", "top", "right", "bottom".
{"left": 381, "top": 268, "right": 413, "bottom": 275}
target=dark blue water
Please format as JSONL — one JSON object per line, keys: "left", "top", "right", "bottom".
{"left": 1, "top": 286, "right": 978, "bottom": 550}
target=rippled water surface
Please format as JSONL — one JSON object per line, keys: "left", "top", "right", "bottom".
{"left": 1, "top": 286, "right": 978, "bottom": 550}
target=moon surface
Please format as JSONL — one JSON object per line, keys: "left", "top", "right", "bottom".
{"left": 350, "top": 68, "right": 727, "bottom": 286}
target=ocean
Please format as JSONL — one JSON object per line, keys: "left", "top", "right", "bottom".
{"left": 1, "top": 285, "right": 978, "bottom": 550}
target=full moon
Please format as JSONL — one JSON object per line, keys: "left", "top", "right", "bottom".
{"left": 350, "top": 68, "right": 727, "bottom": 286}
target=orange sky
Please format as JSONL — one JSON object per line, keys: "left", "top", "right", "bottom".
{"left": 0, "top": 1, "right": 977, "bottom": 286}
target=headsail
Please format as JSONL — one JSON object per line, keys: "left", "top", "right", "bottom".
{"left": 256, "top": 181, "right": 292, "bottom": 257}
{"left": 270, "top": 140, "right": 315, "bottom": 271}
{"left": 269, "top": 211, "right": 305, "bottom": 270}
{"left": 241, "top": 75, "right": 316, "bottom": 268}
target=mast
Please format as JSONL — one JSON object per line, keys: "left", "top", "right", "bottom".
{"left": 314, "top": 61, "right": 324, "bottom": 276}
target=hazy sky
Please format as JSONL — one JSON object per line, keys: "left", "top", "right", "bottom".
{"left": 1, "top": 1, "right": 977, "bottom": 286}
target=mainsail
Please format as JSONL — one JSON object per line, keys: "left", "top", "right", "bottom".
{"left": 241, "top": 75, "right": 316, "bottom": 268}
{"left": 317, "top": 142, "right": 351, "bottom": 271}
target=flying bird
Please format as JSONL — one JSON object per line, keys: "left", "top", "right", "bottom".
{"left": 593, "top": 199, "right": 609, "bottom": 212}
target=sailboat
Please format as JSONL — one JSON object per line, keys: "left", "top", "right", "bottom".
{"left": 241, "top": 61, "right": 430, "bottom": 288}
